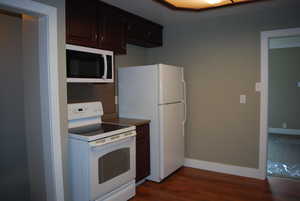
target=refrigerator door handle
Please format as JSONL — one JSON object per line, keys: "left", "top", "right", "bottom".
{"left": 183, "top": 80, "right": 187, "bottom": 123}
{"left": 182, "top": 80, "right": 187, "bottom": 137}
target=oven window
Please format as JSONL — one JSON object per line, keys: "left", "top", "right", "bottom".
{"left": 98, "top": 148, "right": 130, "bottom": 184}
{"left": 67, "top": 50, "right": 105, "bottom": 78}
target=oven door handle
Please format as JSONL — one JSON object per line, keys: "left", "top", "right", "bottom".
{"left": 89, "top": 131, "right": 136, "bottom": 149}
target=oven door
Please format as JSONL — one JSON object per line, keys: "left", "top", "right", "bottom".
{"left": 89, "top": 135, "right": 136, "bottom": 201}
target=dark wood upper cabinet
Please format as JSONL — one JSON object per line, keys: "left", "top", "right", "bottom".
{"left": 98, "top": 3, "right": 127, "bottom": 55}
{"left": 66, "top": 0, "right": 98, "bottom": 48}
{"left": 66, "top": 0, "right": 163, "bottom": 53}
{"left": 127, "top": 15, "right": 146, "bottom": 45}
{"left": 127, "top": 13, "right": 163, "bottom": 48}
{"left": 146, "top": 22, "right": 163, "bottom": 46}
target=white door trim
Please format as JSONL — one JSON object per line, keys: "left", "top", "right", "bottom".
{"left": 259, "top": 27, "right": 300, "bottom": 180}
{"left": 0, "top": 0, "right": 65, "bottom": 201}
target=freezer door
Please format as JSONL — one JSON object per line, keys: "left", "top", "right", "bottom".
{"left": 159, "top": 102, "right": 185, "bottom": 180}
{"left": 159, "top": 64, "right": 184, "bottom": 104}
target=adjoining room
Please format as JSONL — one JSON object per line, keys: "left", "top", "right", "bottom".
{"left": 267, "top": 35, "right": 300, "bottom": 179}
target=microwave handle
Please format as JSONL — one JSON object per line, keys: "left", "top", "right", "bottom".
{"left": 102, "top": 55, "right": 108, "bottom": 79}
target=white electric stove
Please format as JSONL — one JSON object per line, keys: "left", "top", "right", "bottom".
{"left": 68, "top": 101, "right": 136, "bottom": 201}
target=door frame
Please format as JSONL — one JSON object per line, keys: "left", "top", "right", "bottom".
{"left": 259, "top": 27, "right": 300, "bottom": 179}
{"left": 0, "top": 0, "right": 65, "bottom": 200}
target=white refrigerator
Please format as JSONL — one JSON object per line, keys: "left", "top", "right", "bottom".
{"left": 118, "top": 64, "right": 186, "bottom": 182}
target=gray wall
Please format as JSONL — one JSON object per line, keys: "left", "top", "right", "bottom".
{"left": 115, "top": 44, "right": 148, "bottom": 67}
{"left": 0, "top": 13, "right": 30, "bottom": 201}
{"left": 269, "top": 47, "right": 300, "bottom": 129}
{"left": 147, "top": 0, "right": 300, "bottom": 168}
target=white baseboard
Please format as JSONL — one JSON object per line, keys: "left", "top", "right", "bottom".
{"left": 184, "top": 158, "right": 265, "bottom": 180}
{"left": 269, "top": 128, "right": 300, "bottom": 136}
{"left": 135, "top": 179, "right": 146, "bottom": 187}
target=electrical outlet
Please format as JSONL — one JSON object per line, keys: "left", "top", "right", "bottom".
{"left": 255, "top": 82, "right": 261, "bottom": 92}
{"left": 115, "top": 96, "right": 118, "bottom": 105}
{"left": 240, "top": 95, "right": 246, "bottom": 104}
{"left": 297, "top": 82, "right": 300, "bottom": 87}
{"left": 282, "top": 122, "right": 287, "bottom": 129}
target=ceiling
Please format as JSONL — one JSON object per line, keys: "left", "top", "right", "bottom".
{"left": 100, "top": 0, "right": 297, "bottom": 25}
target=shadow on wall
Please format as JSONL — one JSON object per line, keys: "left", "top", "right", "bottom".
{"left": 0, "top": 12, "right": 30, "bottom": 201}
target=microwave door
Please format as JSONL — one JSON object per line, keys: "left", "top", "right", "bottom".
{"left": 66, "top": 45, "right": 114, "bottom": 83}
{"left": 67, "top": 50, "right": 104, "bottom": 79}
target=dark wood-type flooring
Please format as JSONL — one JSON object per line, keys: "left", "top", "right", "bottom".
{"left": 130, "top": 167, "right": 300, "bottom": 201}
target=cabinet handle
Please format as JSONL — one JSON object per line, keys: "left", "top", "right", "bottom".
{"left": 95, "top": 33, "right": 98, "bottom": 40}
{"left": 101, "top": 36, "right": 104, "bottom": 41}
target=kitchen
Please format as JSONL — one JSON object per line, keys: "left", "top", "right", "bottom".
{"left": 1, "top": 0, "right": 300, "bottom": 201}
{"left": 66, "top": 1, "right": 186, "bottom": 200}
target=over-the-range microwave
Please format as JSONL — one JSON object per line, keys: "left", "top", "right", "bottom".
{"left": 66, "top": 44, "right": 114, "bottom": 83}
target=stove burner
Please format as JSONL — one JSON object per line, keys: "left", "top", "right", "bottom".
{"left": 69, "top": 123, "right": 129, "bottom": 137}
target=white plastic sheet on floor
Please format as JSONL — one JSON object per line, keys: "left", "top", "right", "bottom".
{"left": 268, "top": 160, "right": 300, "bottom": 179}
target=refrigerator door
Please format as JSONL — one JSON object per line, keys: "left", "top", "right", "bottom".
{"left": 118, "top": 65, "right": 161, "bottom": 182}
{"left": 159, "top": 64, "right": 184, "bottom": 104}
{"left": 159, "top": 102, "right": 185, "bottom": 180}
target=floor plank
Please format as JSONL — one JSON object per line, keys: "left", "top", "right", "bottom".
{"left": 130, "top": 167, "right": 300, "bottom": 201}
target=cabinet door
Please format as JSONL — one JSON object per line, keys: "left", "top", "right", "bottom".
{"left": 127, "top": 15, "right": 147, "bottom": 46}
{"left": 136, "top": 124, "right": 150, "bottom": 183}
{"left": 66, "top": 0, "right": 98, "bottom": 47}
{"left": 146, "top": 23, "right": 163, "bottom": 47}
{"left": 98, "top": 3, "right": 127, "bottom": 55}
{"left": 127, "top": 14, "right": 163, "bottom": 48}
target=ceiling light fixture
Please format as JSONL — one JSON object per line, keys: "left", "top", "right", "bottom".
{"left": 153, "top": 0, "right": 263, "bottom": 11}
{"left": 205, "top": 0, "right": 223, "bottom": 4}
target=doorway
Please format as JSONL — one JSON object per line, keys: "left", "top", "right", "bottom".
{"left": 267, "top": 35, "right": 300, "bottom": 179}
{"left": 0, "top": 1, "right": 64, "bottom": 201}
{"left": 260, "top": 28, "right": 300, "bottom": 180}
